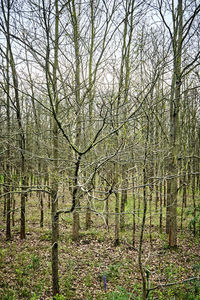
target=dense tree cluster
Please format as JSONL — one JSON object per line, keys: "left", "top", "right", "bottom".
{"left": 0, "top": 0, "right": 199, "bottom": 297}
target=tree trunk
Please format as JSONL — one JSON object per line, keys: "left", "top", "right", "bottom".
{"left": 159, "top": 181, "right": 163, "bottom": 234}
{"left": 168, "top": 0, "right": 183, "bottom": 248}
{"left": 132, "top": 171, "right": 136, "bottom": 247}
{"left": 120, "top": 165, "right": 128, "bottom": 231}
{"left": 51, "top": 188, "right": 59, "bottom": 297}
{"left": 114, "top": 191, "right": 120, "bottom": 246}
{"left": 86, "top": 196, "right": 92, "bottom": 230}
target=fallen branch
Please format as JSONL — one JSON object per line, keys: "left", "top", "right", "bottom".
{"left": 147, "top": 276, "right": 200, "bottom": 297}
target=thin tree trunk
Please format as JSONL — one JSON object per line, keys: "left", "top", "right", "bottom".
{"left": 120, "top": 165, "right": 128, "bottom": 231}
{"left": 12, "top": 192, "right": 15, "bottom": 227}
{"left": 192, "top": 174, "right": 196, "bottom": 236}
{"left": 159, "top": 181, "right": 163, "bottom": 234}
{"left": 43, "top": 0, "right": 60, "bottom": 295}
{"left": 149, "top": 190, "right": 153, "bottom": 247}
{"left": 68, "top": 0, "right": 81, "bottom": 241}
{"left": 106, "top": 196, "right": 109, "bottom": 230}
{"left": 40, "top": 192, "right": 44, "bottom": 228}
{"left": 2, "top": 0, "right": 27, "bottom": 239}
{"left": 86, "top": 196, "right": 92, "bottom": 230}
{"left": 114, "top": 191, "right": 120, "bottom": 246}
{"left": 51, "top": 188, "right": 59, "bottom": 296}
{"left": 5, "top": 22, "right": 11, "bottom": 240}
{"left": 3, "top": 181, "right": 6, "bottom": 218}
{"left": 132, "top": 172, "right": 136, "bottom": 247}
{"left": 163, "top": 179, "right": 166, "bottom": 207}
{"left": 138, "top": 120, "right": 149, "bottom": 300}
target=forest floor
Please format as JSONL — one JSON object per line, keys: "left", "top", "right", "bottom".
{"left": 0, "top": 194, "right": 200, "bottom": 300}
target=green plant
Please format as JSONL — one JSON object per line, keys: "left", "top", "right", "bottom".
{"left": 107, "top": 286, "right": 132, "bottom": 300}
{"left": 150, "top": 280, "right": 200, "bottom": 300}
{"left": 109, "top": 263, "right": 120, "bottom": 278}
{"left": 39, "top": 230, "right": 52, "bottom": 241}
{"left": 176, "top": 281, "right": 200, "bottom": 300}
{"left": 166, "top": 288, "right": 175, "bottom": 298}
{"left": 15, "top": 268, "right": 24, "bottom": 285}
{"left": 192, "top": 263, "right": 200, "bottom": 275}
{"left": 152, "top": 289, "right": 165, "bottom": 300}
{"left": 30, "top": 293, "right": 38, "bottom": 300}
{"left": 131, "top": 283, "right": 141, "bottom": 300}
{"left": 54, "top": 294, "right": 65, "bottom": 300}
{"left": 66, "top": 259, "right": 76, "bottom": 269}
{"left": 164, "top": 263, "right": 181, "bottom": 280}
{"left": 100, "top": 262, "right": 121, "bottom": 282}
{"left": 63, "top": 274, "right": 76, "bottom": 299}
{"left": 3, "top": 290, "right": 16, "bottom": 300}
{"left": 21, "top": 288, "right": 30, "bottom": 297}
{"left": 35, "top": 280, "right": 45, "bottom": 294}
{"left": 27, "top": 254, "right": 40, "bottom": 271}
{"left": 84, "top": 273, "right": 92, "bottom": 287}
{"left": 159, "top": 232, "right": 167, "bottom": 242}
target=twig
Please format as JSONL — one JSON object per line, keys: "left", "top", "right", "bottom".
{"left": 147, "top": 276, "right": 200, "bottom": 297}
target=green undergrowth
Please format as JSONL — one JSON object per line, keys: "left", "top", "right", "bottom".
{"left": 0, "top": 193, "right": 200, "bottom": 299}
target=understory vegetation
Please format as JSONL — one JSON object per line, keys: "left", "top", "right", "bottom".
{"left": 0, "top": 193, "right": 200, "bottom": 300}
